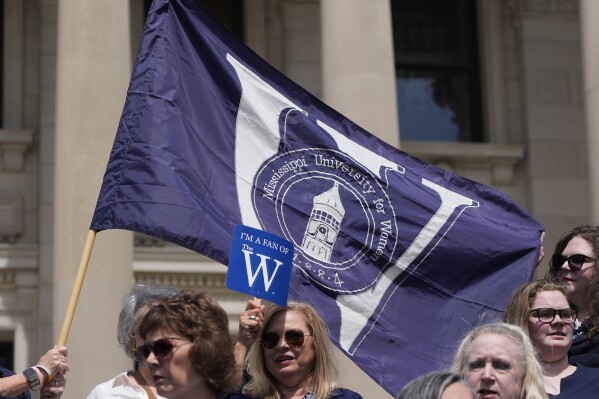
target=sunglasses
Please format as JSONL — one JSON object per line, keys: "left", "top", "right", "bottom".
{"left": 551, "top": 253, "right": 595, "bottom": 272}
{"left": 260, "top": 329, "right": 311, "bottom": 350}
{"left": 135, "top": 337, "right": 190, "bottom": 362}
{"left": 530, "top": 308, "right": 578, "bottom": 324}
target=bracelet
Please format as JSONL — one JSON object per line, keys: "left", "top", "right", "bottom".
{"left": 35, "top": 365, "right": 52, "bottom": 383}
{"left": 23, "top": 367, "right": 41, "bottom": 391}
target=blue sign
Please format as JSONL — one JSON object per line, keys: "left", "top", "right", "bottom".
{"left": 226, "top": 224, "right": 294, "bottom": 306}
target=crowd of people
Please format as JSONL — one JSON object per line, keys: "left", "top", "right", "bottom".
{"left": 396, "top": 223, "right": 599, "bottom": 398}
{"left": 4, "top": 223, "right": 599, "bottom": 399}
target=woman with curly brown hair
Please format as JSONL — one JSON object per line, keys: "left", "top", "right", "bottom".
{"left": 547, "top": 225, "right": 599, "bottom": 367}
{"left": 136, "top": 290, "right": 238, "bottom": 399}
{"left": 582, "top": 293, "right": 599, "bottom": 365}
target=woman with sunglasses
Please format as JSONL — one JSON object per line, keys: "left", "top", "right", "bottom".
{"left": 136, "top": 290, "right": 238, "bottom": 399}
{"left": 504, "top": 279, "right": 599, "bottom": 397}
{"left": 547, "top": 225, "right": 599, "bottom": 367}
{"left": 230, "top": 301, "right": 362, "bottom": 399}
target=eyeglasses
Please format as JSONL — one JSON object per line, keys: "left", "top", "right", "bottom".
{"left": 530, "top": 308, "right": 578, "bottom": 324}
{"left": 552, "top": 253, "right": 595, "bottom": 272}
{"left": 260, "top": 329, "right": 311, "bottom": 350}
{"left": 135, "top": 337, "right": 190, "bottom": 361}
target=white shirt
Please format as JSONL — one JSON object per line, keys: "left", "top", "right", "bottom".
{"left": 86, "top": 371, "right": 166, "bottom": 399}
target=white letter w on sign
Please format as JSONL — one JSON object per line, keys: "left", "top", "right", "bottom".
{"left": 242, "top": 249, "right": 283, "bottom": 291}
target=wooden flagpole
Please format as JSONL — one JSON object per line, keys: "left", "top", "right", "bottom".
{"left": 57, "top": 230, "right": 97, "bottom": 345}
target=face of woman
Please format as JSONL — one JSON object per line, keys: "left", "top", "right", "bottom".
{"left": 464, "top": 333, "right": 524, "bottom": 399}
{"left": 557, "top": 236, "right": 596, "bottom": 307}
{"left": 528, "top": 290, "right": 573, "bottom": 362}
{"left": 262, "top": 310, "right": 315, "bottom": 390}
{"left": 143, "top": 329, "right": 207, "bottom": 399}
{"left": 441, "top": 381, "right": 474, "bottom": 399}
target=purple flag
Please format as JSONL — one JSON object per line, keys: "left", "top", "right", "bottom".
{"left": 91, "top": 0, "right": 543, "bottom": 394}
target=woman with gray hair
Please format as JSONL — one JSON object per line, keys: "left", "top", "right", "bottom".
{"left": 86, "top": 283, "right": 178, "bottom": 399}
{"left": 395, "top": 372, "right": 474, "bottom": 399}
{"left": 452, "top": 323, "right": 546, "bottom": 399}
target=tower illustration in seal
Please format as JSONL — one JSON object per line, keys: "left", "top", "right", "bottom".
{"left": 301, "top": 182, "right": 345, "bottom": 262}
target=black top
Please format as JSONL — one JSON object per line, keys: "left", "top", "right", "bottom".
{"left": 548, "top": 365, "right": 599, "bottom": 399}
{"left": 568, "top": 331, "right": 599, "bottom": 368}
{"left": 0, "top": 364, "right": 32, "bottom": 399}
{"left": 226, "top": 387, "right": 363, "bottom": 399}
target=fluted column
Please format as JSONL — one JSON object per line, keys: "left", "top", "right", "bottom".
{"left": 321, "top": 4, "right": 395, "bottom": 397}
{"left": 581, "top": 0, "right": 599, "bottom": 223}
{"left": 321, "top": 0, "right": 399, "bottom": 147}
{"left": 54, "top": 1, "right": 133, "bottom": 397}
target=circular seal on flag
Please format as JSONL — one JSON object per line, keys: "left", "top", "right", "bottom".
{"left": 252, "top": 148, "right": 398, "bottom": 293}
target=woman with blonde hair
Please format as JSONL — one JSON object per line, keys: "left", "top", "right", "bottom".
{"left": 230, "top": 301, "right": 362, "bottom": 399}
{"left": 452, "top": 323, "right": 546, "bottom": 399}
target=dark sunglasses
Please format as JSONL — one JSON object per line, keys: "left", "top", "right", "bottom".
{"left": 135, "top": 337, "right": 190, "bottom": 361}
{"left": 551, "top": 253, "right": 595, "bottom": 271}
{"left": 260, "top": 329, "right": 311, "bottom": 350}
{"left": 530, "top": 308, "right": 578, "bottom": 324}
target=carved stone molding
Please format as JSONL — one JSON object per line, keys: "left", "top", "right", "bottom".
{"left": 134, "top": 272, "right": 228, "bottom": 291}
{"left": 133, "top": 250, "right": 228, "bottom": 291}
{"left": 0, "top": 130, "right": 34, "bottom": 172}
{"left": 0, "top": 244, "right": 37, "bottom": 266}
{"left": 0, "top": 195, "right": 23, "bottom": 243}
{"left": 401, "top": 142, "right": 525, "bottom": 186}
{"left": 0, "top": 270, "right": 16, "bottom": 288}
{"left": 521, "top": 0, "right": 578, "bottom": 13}
{"left": 134, "top": 233, "right": 167, "bottom": 247}
{"left": 0, "top": 244, "right": 39, "bottom": 289}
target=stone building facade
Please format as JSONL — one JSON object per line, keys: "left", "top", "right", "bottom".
{"left": 1, "top": 0, "right": 596, "bottom": 398}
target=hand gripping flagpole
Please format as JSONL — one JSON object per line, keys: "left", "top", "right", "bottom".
{"left": 57, "top": 230, "right": 97, "bottom": 346}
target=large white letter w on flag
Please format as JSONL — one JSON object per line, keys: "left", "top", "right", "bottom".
{"left": 228, "top": 54, "right": 478, "bottom": 355}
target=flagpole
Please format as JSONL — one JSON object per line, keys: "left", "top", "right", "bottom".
{"left": 57, "top": 229, "right": 97, "bottom": 345}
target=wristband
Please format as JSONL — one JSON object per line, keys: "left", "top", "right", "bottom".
{"left": 22, "top": 367, "right": 41, "bottom": 391}
{"left": 35, "top": 365, "right": 52, "bottom": 383}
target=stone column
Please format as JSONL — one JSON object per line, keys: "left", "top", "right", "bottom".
{"left": 54, "top": 1, "right": 133, "bottom": 397}
{"left": 321, "top": 0, "right": 399, "bottom": 147}
{"left": 321, "top": 5, "right": 395, "bottom": 398}
{"left": 581, "top": 0, "right": 599, "bottom": 223}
